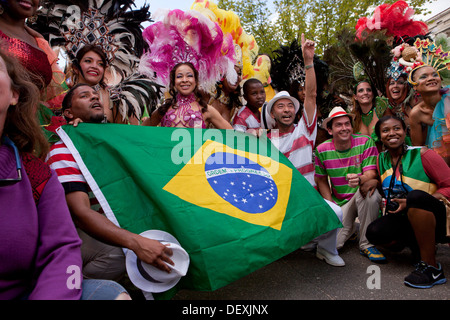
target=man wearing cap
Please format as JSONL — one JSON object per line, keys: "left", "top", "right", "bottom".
{"left": 46, "top": 84, "right": 175, "bottom": 284}
{"left": 315, "top": 106, "right": 385, "bottom": 263}
{"left": 266, "top": 34, "right": 345, "bottom": 267}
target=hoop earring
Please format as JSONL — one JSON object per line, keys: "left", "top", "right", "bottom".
{"left": 0, "top": 5, "right": 4, "bottom": 15}
{"left": 28, "top": 15, "right": 38, "bottom": 23}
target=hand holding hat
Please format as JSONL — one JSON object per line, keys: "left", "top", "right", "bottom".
{"left": 126, "top": 230, "right": 190, "bottom": 293}
{"left": 133, "top": 234, "right": 175, "bottom": 273}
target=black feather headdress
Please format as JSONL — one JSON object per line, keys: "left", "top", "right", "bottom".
{"left": 271, "top": 39, "right": 329, "bottom": 98}
{"left": 30, "top": 0, "right": 163, "bottom": 120}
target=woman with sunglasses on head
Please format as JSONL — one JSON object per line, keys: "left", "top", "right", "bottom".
{"left": 383, "top": 75, "right": 415, "bottom": 143}
{"left": 0, "top": 47, "right": 129, "bottom": 300}
{"left": 366, "top": 115, "right": 450, "bottom": 289}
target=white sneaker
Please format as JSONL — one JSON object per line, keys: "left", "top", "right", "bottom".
{"left": 316, "top": 247, "right": 345, "bottom": 267}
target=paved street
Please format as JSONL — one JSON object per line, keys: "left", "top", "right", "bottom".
{"left": 173, "top": 241, "right": 449, "bottom": 300}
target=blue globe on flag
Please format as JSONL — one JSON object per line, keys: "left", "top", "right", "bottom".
{"left": 205, "top": 152, "right": 278, "bottom": 214}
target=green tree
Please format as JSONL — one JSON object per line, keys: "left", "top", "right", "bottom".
{"left": 219, "top": 0, "right": 433, "bottom": 57}
{"left": 217, "top": 0, "right": 280, "bottom": 55}
{"left": 273, "top": 0, "right": 433, "bottom": 55}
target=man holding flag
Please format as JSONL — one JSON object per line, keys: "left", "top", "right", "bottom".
{"left": 266, "top": 34, "right": 344, "bottom": 267}
{"left": 49, "top": 84, "right": 341, "bottom": 294}
{"left": 46, "top": 84, "right": 175, "bottom": 283}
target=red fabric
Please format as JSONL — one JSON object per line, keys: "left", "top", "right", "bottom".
{"left": 421, "top": 148, "right": 450, "bottom": 199}
{"left": 355, "top": 1, "right": 428, "bottom": 40}
{"left": 21, "top": 153, "right": 52, "bottom": 205}
{"left": 0, "top": 31, "right": 52, "bottom": 88}
{"left": 45, "top": 116, "right": 67, "bottom": 134}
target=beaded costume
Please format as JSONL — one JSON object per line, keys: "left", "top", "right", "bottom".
{"left": 161, "top": 94, "right": 206, "bottom": 129}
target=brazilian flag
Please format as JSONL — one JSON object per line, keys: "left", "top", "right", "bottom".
{"left": 57, "top": 124, "right": 341, "bottom": 292}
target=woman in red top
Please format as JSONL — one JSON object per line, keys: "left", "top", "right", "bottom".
{"left": 0, "top": 0, "right": 66, "bottom": 142}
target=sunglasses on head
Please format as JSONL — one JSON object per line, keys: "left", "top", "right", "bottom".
{"left": 0, "top": 137, "right": 22, "bottom": 187}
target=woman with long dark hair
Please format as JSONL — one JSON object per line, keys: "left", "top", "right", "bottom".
{"left": 144, "top": 62, "right": 232, "bottom": 130}
{"left": 350, "top": 80, "right": 381, "bottom": 137}
{"left": 66, "top": 44, "right": 130, "bottom": 124}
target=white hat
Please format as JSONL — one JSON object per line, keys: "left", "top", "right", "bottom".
{"left": 321, "top": 106, "right": 355, "bottom": 129}
{"left": 261, "top": 91, "right": 300, "bottom": 129}
{"left": 125, "top": 230, "right": 190, "bottom": 293}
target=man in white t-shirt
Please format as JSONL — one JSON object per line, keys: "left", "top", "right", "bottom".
{"left": 266, "top": 34, "right": 344, "bottom": 267}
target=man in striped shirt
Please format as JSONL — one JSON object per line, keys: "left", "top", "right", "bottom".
{"left": 267, "top": 34, "right": 345, "bottom": 267}
{"left": 47, "top": 84, "right": 175, "bottom": 282}
{"left": 315, "top": 107, "right": 385, "bottom": 263}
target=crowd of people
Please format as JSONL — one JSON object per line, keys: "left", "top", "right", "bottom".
{"left": 0, "top": 0, "right": 449, "bottom": 299}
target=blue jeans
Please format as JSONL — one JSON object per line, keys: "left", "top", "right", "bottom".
{"left": 81, "top": 279, "right": 128, "bottom": 300}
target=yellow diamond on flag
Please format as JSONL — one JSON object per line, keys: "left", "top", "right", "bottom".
{"left": 163, "top": 140, "right": 292, "bottom": 230}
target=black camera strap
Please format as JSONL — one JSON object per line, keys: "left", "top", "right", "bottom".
{"left": 386, "top": 154, "right": 403, "bottom": 205}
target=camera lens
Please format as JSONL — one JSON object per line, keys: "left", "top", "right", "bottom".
{"left": 386, "top": 201, "right": 399, "bottom": 212}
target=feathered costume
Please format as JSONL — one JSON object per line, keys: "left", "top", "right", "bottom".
{"left": 270, "top": 39, "right": 331, "bottom": 123}
{"left": 251, "top": 54, "right": 276, "bottom": 102}
{"left": 189, "top": 1, "right": 262, "bottom": 124}
{"left": 325, "top": 1, "right": 429, "bottom": 96}
{"left": 138, "top": 8, "right": 236, "bottom": 94}
{"left": 353, "top": 1, "right": 430, "bottom": 90}
{"left": 32, "top": 0, "right": 163, "bottom": 121}
{"left": 355, "top": 1, "right": 428, "bottom": 42}
{"left": 190, "top": 0, "right": 259, "bottom": 82}
{"left": 406, "top": 37, "right": 450, "bottom": 160}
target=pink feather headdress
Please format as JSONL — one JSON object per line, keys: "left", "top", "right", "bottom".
{"left": 139, "top": 9, "right": 236, "bottom": 92}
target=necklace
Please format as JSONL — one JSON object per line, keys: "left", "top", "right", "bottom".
{"left": 176, "top": 93, "right": 196, "bottom": 107}
{"left": 217, "top": 91, "right": 230, "bottom": 105}
{"left": 361, "top": 106, "right": 374, "bottom": 127}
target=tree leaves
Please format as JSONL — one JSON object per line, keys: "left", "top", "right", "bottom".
{"left": 217, "top": 0, "right": 432, "bottom": 57}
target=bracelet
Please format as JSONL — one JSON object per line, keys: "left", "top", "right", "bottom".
{"left": 305, "top": 64, "right": 314, "bottom": 70}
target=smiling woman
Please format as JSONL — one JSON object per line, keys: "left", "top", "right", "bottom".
{"left": 143, "top": 62, "right": 233, "bottom": 130}
{"left": 350, "top": 80, "right": 385, "bottom": 137}
{"left": 65, "top": 45, "right": 128, "bottom": 124}
{"left": 367, "top": 115, "right": 450, "bottom": 289}
{"left": 408, "top": 63, "right": 450, "bottom": 165}
{"left": 384, "top": 75, "right": 414, "bottom": 133}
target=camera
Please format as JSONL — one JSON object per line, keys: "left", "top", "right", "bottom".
{"left": 385, "top": 191, "right": 408, "bottom": 212}
{"left": 386, "top": 200, "right": 399, "bottom": 212}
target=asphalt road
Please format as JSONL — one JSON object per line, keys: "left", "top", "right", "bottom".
{"left": 173, "top": 241, "right": 449, "bottom": 300}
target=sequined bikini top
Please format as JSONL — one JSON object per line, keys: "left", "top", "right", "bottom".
{"left": 0, "top": 30, "right": 52, "bottom": 88}
{"left": 161, "top": 94, "right": 206, "bottom": 128}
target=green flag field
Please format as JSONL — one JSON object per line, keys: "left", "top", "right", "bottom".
{"left": 57, "top": 123, "right": 341, "bottom": 292}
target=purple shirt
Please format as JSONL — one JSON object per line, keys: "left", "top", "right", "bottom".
{"left": 0, "top": 144, "right": 82, "bottom": 300}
